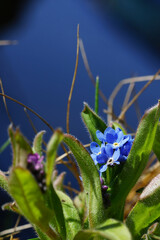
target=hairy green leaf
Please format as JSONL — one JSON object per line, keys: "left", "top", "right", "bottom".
{"left": 46, "top": 129, "right": 64, "bottom": 186}
{"left": 8, "top": 167, "right": 59, "bottom": 239}
{"left": 57, "top": 190, "right": 81, "bottom": 240}
{"left": 45, "top": 184, "right": 66, "bottom": 240}
{"left": 74, "top": 218, "right": 132, "bottom": 240}
{"left": 126, "top": 174, "right": 160, "bottom": 239}
{"left": 153, "top": 123, "right": 160, "bottom": 161}
{"left": 63, "top": 134, "right": 105, "bottom": 228}
{"left": 107, "top": 103, "right": 160, "bottom": 220}
{"left": 81, "top": 103, "right": 107, "bottom": 145}
{"left": 32, "top": 130, "right": 46, "bottom": 156}
{"left": 0, "top": 170, "right": 8, "bottom": 192}
{"left": 8, "top": 126, "right": 32, "bottom": 168}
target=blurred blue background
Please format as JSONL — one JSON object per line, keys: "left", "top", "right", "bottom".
{"left": 0, "top": 0, "right": 160, "bottom": 238}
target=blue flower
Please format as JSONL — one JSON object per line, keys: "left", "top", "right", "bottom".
{"left": 119, "top": 135, "right": 134, "bottom": 162}
{"left": 90, "top": 142, "right": 105, "bottom": 165}
{"left": 96, "top": 127, "right": 129, "bottom": 149}
{"left": 97, "top": 145, "right": 120, "bottom": 173}
{"left": 90, "top": 127, "right": 134, "bottom": 174}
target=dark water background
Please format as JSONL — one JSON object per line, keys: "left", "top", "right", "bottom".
{"left": 0, "top": 0, "right": 160, "bottom": 238}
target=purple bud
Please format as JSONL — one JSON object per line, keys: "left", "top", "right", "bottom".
{"left": 102, "top": 185, "right": 108, "bottom": 191}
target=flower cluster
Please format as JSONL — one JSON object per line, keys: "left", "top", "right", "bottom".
{"left": 27, "top": 153, "right": 46, "bottom": 192}
{"left": 90, "top": 127, "right": 134, "bottom": 173}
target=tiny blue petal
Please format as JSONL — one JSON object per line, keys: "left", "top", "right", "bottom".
{"left": 90, "top": 142, "right": 101, "bottom": 154}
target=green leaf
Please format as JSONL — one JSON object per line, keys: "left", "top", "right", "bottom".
{"left": 56, "top": 190, "right": 81, "bottom": 240}
{"left": 32, "top": 130, "right": 46, "bottom": 156}
{"left": 153, "top": 123, "right": 160, "bottom": 161}
{"left": 81, "top": 103, "right": 107, "bottom": 145}
{"left": 8, "top": 126, "right": 33, "bottom": 167}
{"left": 74, "top": 218, "right": 132, "bottom": 240}
{"left": 63, "top": 134, "right": 105, "bottom": 228}
{"left": 0, "top": 138, "right": 10, "bottom": 154}
{"left": 126, "top": 174, "right": 160, "bottom": 239}
{"left": 107, "top": 103, "right": 160, "bottom": 220}
{"left": 34, "top": 226, "right": 50, "bottom": 240}
{"left": 0, "top": 170, "right": 8, "bottom": 192}
{"left": 8, "top": 167, "right": 59, "bottom": 240}
{"left": 46, "top": 129, "right": 64, "bottom": 186}
{"left": 45, "top": 184, "right": 66, "bottom": 240}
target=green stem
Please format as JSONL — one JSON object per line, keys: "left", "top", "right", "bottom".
{"left": 0, "top": 138, "right": 10, "bottom": 154}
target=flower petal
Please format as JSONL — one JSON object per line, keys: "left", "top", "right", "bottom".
{"left": 105, "top": 144, "right": 113, "bottom": 158}
{"left": 113, "top": 148, "right": 120, "bottom": 161}
{"left": 105, "top": 128, "right": 118, "bottom": 143}
{"left": 91, "top": 154, "right": 98, "bottom": 165}
{"left": 116, "top": 129, "right": 124, "bottom": 142}
{"left": 99, "top": 164, "right": 108, "bottom": 172}
{"left": 96, "top": 130, "right": 105, "bottom": 142}
{"left": 97, "top": 153, "right": 108, "bottom": 164}
{"left": 90, "top": 142, "right": 101, "bottom": 154}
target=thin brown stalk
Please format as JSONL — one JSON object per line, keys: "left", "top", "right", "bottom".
{"left": 122, "top": 82, "right": 135, "bottom": 111}
{"left": 66, "top": 24, "right": 80, "bottom": 133}
{"left": 24, "top": 107, "right": 37, "bottom": 134}
{"left": 0, "top": 224, "right": 32, "bottom": 237}
{"left": 10, "top": 215, "right": 21, "bottom": 240}
{"left": 0, "top": 79, "right": 14, "bottom": 126}
{"left": 118, "top": 70, "right": 160, "bottom": 121}
{"left": 0, "top": 93, "right": 55, "bottom": 132}
{"left": 131, "top": 86, "right": 141, "bottom": 122}
{"left": 24, "top": 108, "right": 47, "bottom": 148}
{"left": 79, "top": 39, "right": 109, "bottom": 107}
{"left": 63, "top": 185, "right": 80, "bottom": 194}
{"left": 56, "top": 143, "right": 90, "bottom": 162}
{"left": 107, "top": 73, "right": 160, "bottom": 123}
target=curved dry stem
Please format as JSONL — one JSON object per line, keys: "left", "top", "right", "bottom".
{"left": 0, "top": 93, "right": 55, "bottom": 132}
{"left": 118, "top": 70, "right": 160, "bottom": 121}
{"left": 66, "top": 24, "right": 80, "bottom": 133}
{"left": 0, "top": 80, "right": 14, "bottom": 127}
{"left": 79, "top": 39, "right": 109, "bottom": 108}
{"left": 107, "top": 73, "right": 160, "bottom": 124}
{"left": 0, "top": 224, "right": 32, "bottom": 237}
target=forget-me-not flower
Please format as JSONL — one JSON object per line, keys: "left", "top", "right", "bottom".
{"left": 90, "top": 127, "right": 134, "bottom": 173}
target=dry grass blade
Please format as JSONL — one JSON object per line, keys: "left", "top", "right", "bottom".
{"left": 0, "top": 80, "right": 14, "bottom": 126}
{"left": 125, "top": 160, "right": 160, "bottom": 218}
{"left": 9, "top": 216, "right": 21, "bottom": 240}
{"left": 122, "top": 82, "right": 135, "bottom": 111}
{"left": 131, "top": 86, "right": 142, "bottom": 122}
{"left": 0, "top": 224, "right": 32, "bottom": 237}
{"left": 24, "top": 108, "right": 37, "bottom": 134}
{"left": 107, "top": 73, "right": 160, "bottom": 124}
{"left": 0, "top": 92, "right": 55, "bottom": 132}
{"left": 118, "top": 70, "right": 160, "bottom": 121}
{"left": 56, "top": 143, "right": 90, "bottom": 162}
{"left": 79, "top": 39, "right": 109, "bottom": 107}
{"left": 66, "top": 24, "right": 80, "bottom": 133}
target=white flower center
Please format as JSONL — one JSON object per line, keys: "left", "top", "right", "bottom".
{"left": 108, "top": 158, "right": 114, "bottom": 165}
